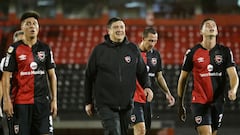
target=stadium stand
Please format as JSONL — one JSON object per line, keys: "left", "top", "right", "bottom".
{"left": 1, "top": 14, "right": 240, "bottom": 135}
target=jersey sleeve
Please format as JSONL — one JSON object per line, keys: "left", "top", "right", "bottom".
{"left": 3, "top": 45, "right": 17, "bottom": 72}
{"left": 225, "top": 47, "right": 236, "bottom": 68}
{"left": 156, "top": 50, "right": 163, "bottom": 72}
{"left": 182, "top": 49, "right": 193, "bottom": 72}
{"left": 0, "top": 57, "right": 5, "bottom": 72}
{"left": 46, "top": 46, "right": 56, "bottom": 70}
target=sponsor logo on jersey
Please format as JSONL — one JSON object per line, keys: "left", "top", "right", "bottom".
{"left": 30, "top": 62, "right": 38, "bottom": 70}
{"left": 20, "top": 70, "right": 45, "bottom": 76}
{"left": 207, "top": 64, "right": 213, "bottom": 72}
{"left": 124, "top": 56, "right": 131, "bottom": 63}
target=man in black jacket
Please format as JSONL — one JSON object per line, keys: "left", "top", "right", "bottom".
{"left": 85, "top": 17, "right": 153, "bottom": 135}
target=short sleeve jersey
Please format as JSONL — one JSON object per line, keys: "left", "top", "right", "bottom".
{"left": 182, "top": 44, "right": 235, "bottom": 104}
{"left": 3, "top": 40, "right": 56, "bottom": 104}
{"left": 134, "top": 49, "right": 162, "bottom": 103}
{"left": 0, "top": 57, "right": 4, "bottom": 79}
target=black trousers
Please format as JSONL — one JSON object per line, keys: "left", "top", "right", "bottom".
{"left": 97, "top": 106, "right": 132, "bottom": 135}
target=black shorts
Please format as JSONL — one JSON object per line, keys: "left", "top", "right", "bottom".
{"left": 130, "top": 102, "right": 145, "bottom": 125}
{"left": 9, "top": 100, "right": 51, "bottom": 135}
{"left": 130, "top": 102, "right": 152, "bottom": 130}
{"left": 191, "top": 103, "right": 224, "bottom": 130}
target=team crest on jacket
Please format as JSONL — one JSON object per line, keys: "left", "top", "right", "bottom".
{"left": 37, "top": 51, "right": 45, "bottom": 62}
{"left": 195, "top": 116, "right": 202, "bottom": 124}
{"left": 214, "top": 55, "right": 223, "bottom": 65}
{"left": 124, "top": 56, "right": 131, "bottom": 63}
{"left": 151, "top": 58, "right": 157, "bottom": 65}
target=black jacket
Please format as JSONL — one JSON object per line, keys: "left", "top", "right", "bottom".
{"left": 85, "top": 35, "right": 151, "bottom": 110}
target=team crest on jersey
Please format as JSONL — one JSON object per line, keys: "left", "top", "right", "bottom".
{"left": 151, "top": 58, "right": 157, "bottom": 65}
{"left": 14, "top": 124, "right": 19, "bottom": 134}
{"left": 124, "top": 56, "right": 131, "bottom": 63}
{"left": 131, "top": 114, "right": 136, "bottom": 122}
{"left": 195, "top": 116, "right": 202, "bottom": 124}
{"left": 214, "top": 55, "right": 223, "bottom": 65}
{"left": 37, "top": 51, "right": 45, "bottom": 61}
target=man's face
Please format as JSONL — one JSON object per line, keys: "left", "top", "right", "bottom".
{"left": 200, "top": 20, "right": 218, "bottom": 36}
{"left": 108, "top": 21, "right": 126, "bottom": 42}
{"left": 143, "top": 33, "right": 158, "bottom": 51}
{"left": 21, "top": 17, "right": 39, "bottom": 39}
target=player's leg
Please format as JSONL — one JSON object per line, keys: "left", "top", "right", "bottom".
{"left": 31, "top": 99, "right": 51, "bottom": 135}
{"left": 211, "top": 103, "right": 224, "bottom": 135}
{"left": 2, "top": 113, "right": 10, "bottom": 135}
{"left": 196, "top": 125, "right": 212, "bottom": 135}
{"left": 97, "top": 106, "right": 121, "bottom": 135}
{"left": 144, "top": 101, "right": 152, "bottom": 135}
{"left": 131, "top": 102, "right": 146, "bottom": 135}
{"left": 192, "top": 103, "right": 212, "bottom": 135}
{"left": 11, "top": 104, "right": 32, "bottom": 135}
{"left": 119, "top": 108, "right": 132, "bottom": 135}
{"left": 133, "top": 122, "right": 146, "bottom": 135}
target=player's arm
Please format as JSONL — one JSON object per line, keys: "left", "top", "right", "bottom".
{"left": 2, "top": 71, "right": 13, "bottom": 117}
{"left": 226, "top": 66, "right": 239, "bottom": 101}
{"left": 177, "top": 70, "right": 189, "bottom": 122}
{"left": 156, "top": 71, "right": 175, "bottom": 106}
{"left": 48, "top": 68, "right": 58, "bottom": 118}
{"left": 0, "top": 79, "right": 3, "bottom": 117}
{"left": 84, "top": 48, "right": 98, "bottom": 117}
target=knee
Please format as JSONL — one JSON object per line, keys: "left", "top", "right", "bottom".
{"left": 197, "top": 125, "right": 212, "bottom": 135}
{"left": 133, "top": 123, "right": 146, "bottom": 135}
{"left": 102, "top": 120, "right": 121, "bottom": 135}
{"left": 138, "top": 128, "right": 146, "bottom": 135}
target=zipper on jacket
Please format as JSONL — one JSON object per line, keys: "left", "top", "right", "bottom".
{"left": 117, "top": 46, "right": 122, "bottom": 82}
{"left": 119, "top": 64, "right": 122, "bottom": 82}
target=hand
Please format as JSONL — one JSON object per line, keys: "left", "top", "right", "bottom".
{"left": 85, "top": 104, "right": 94, "bottom": 117}
{"left": 51, "top": 100, "right": 58, "bottom": 118}
{"left": 144, "top": 88, "right": 153, "bottom": 102}
{"left": 3, "top": 98, "right": 14, "bottom": 118}
{"left": 166, "top": 93, "right": 175, "bottom": 107}
{"left": 228, "top": 89, "right": 237, "bottom": 101}
{"left": 178, "top": 104, "right": 186, "bottom": 122}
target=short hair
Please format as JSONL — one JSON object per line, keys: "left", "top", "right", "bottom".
{"left": 20, "top": 10, "right": 40, "bottom": 22}
{"left": 200, "top": 18, "right": 216, "bottom": 30}
{"left": 107, "top": 17, "right": 124, "bottom": 28}
{"left": 142, "top": 27, "right": 157, "bottom": 38}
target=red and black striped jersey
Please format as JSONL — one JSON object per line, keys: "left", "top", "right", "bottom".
{"left": 182, "top": 44, "right": 235, "bottom": 104}
{"left": 3, "top": 40, "right": 56, "bottom": 104}
{"left": 134, "top": 49, "right": 163, "bottom": 103}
